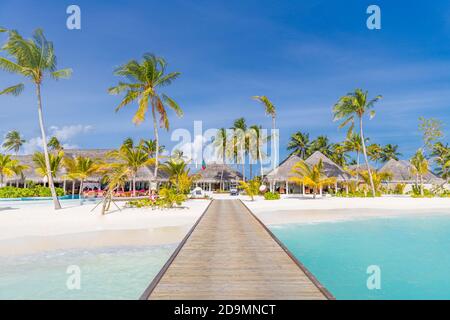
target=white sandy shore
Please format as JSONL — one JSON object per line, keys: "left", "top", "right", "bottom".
{"left": 243, "top": 195, "right": 450, "bottom": 225}
{"left": 0, "top": 199, "right": 210, "bottom": 256}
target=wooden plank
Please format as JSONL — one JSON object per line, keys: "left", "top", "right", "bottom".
{"left": 141, "top": 199, "right": 333, "bottom": 300}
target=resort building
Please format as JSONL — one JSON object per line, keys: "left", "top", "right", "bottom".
{"left": 378, "top": 159, "right": 447, "bottom": 193}
{"left": 195, "top": 163, "right": 243, "bottom": 191}
{"left": 5, "top": 149, "right": 170, "bottom": 193}
{"left": 265, "top": 151, "right": 353, "bottom": 195}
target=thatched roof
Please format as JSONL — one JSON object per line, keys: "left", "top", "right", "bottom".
{"left": 195, "top": 163, "right": 243, "bottom": 183}
{"left": 266, "top": 151, "right": 352, "bottom": 182}
{"left": 378, "top": 159, "right": 445, "bottom": 184}
{"left": 5, "top": 149, "right": 168, "bottom": 183}
{"left": 265, "top": 154, "right": 303, "bottom": 181}
{"left": 304, "top": 151, "right": 352, "bottom": 182}
{"left": 347, "top": 164, "right": 377, "bottom": 173}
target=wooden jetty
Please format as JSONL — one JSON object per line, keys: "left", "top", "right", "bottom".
{"left": 141, "top": 199, "right": 333, "bottom": 300}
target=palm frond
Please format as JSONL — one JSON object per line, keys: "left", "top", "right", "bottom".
{"left": 51, "top": 68, "right": 72, "bottom": 80}
{"left": 0, "top": 83, "right": 24, "bottom": 96}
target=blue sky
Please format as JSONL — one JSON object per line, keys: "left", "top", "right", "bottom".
{"left": 0, "top": 0, "right": 449, "bottom": 162}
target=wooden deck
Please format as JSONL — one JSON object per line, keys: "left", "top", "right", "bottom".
{"left": 141, "top": 199, "right": 333, "bottom": 300}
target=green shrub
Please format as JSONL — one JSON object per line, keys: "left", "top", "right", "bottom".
{"left": 264, "top": 192, "right": 280, "bottom": 200}
{"left": 0, "top": 186, "right": 64, "bottom": 198}
{"left": 127, "top": 187, "right": 187, "bottom": 209}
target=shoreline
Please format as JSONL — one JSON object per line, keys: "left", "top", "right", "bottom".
{"left": 244, "top": 196, "right": 450, "bottom": 225}
{"left": 0, "top": 199, "right": 210, "bottom": 256}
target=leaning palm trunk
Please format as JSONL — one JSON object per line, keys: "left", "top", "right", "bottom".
{"left": 0, "top": 174, "right": 4, "bottom": 187}
{"left": 37, "top": 84, "right": 61, "bottom": 209}
{"left": 360, "top": 117, "right": 376, "bottom": 196}
{"left": 151, "top": 106, "right": 159, "bottom": 190}
{"left": 79, "top": 179, "right": 84, "bottom": 198}
{"left": 132, "top": 175, "right": 136, "bottom": 197}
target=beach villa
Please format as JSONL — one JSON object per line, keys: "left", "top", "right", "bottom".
{"left": 265, "top": 151, "right": 353, "bottom": 195}
{"left": 378, "top": 158, "right": 447, "bottom": 193}
{"left": 4, "top": 149, "right": 171, "bottom": 194}
{"left": 195, "top": 163, "right": 243, "bottom": 191}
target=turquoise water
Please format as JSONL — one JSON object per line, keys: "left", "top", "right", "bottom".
{"left": 271, "top": 214, "right": 450, "bottom": 300}
{"left": 0, "top": 245, "right": 175, "bottom": 299}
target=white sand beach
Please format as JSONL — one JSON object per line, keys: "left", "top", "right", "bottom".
{"left": 2, "top": 196, "right": 450, "bottom": 256}
{"left": 0, "top": 199, "right": 210, "bottom": 256}
{"left": 243, "top": 195, "right": 450, "bottom": 225}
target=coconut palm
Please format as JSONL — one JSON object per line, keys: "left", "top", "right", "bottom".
{"left": 333, "top": 89, "right": 382, "bottom": 196}
{"left": 11, "top": 162, "right": 29, "bottom": 187}
{"left": 343, "top": 133, "right": 363, "bottom": 170}
{"left": 64, "top": 156, "right": 101, "bottom": 197}
{"left": 139, "top": 139, "right": 165, "bottom": 158}
{"left": 100, "top": 163, "right": 131, "bottom": 215}
{"left": 248, "top": 125, "right": 268, "bottom": 179}
{"left": 2, "top": 131, "right": 25, "bottom": 154}
{"left": 232, "top": 118, "right": 248, "bottom": 180}
{"left": 367, "top": 143, "right": 383, "bottom": 163}
{"left": 330, "top": 143, "right": 349, "bottom": 167}
{"left": 410, "top": 149, "right": 429, "bottom": 196}
{"left": 48, "top": 136, "right": 63, "bottom": 151}
{"left": 160, "top": 159, "right": 194, "bottom": 193}
{"left": 109, "top": 54, "right": 182, "bottom": 188}
{"left": 0, "top": 154, "right": 17, "bottom": 187}
{"left": 380, "top": 144, "right": 401, "bottom": 162}
{"left": 122, "top": 137, "right": 134, "bottom": 149}
{"left": 252, "top": 96, "right": 277, "bottom": 169}
{"left": 289, "top": 159, "right": 337, "bottom": 199}
{"left": 0, "top": 29, "right": 72, "bottom": 209}
{"left": 287, "top": 131, "right": 310, "bottom": 159}
{"left": 213, "top": 128, "right": 230, "bottom": 190}
{"left": 359, "top": 170, "right": 393, "bottom": 194}
{"left": 108, "top": 144, "right": 155, "bottom": 196}
{"left": 32, "top": 151, "right": 64, "bottom": 185}
{"left": 309, "top": 135, "right": 332, "bottom": 157}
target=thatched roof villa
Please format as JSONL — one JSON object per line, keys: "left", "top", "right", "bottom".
{"left": 5, "top": 149, "right": 170, "bottom": 192}
{"left": 265, "top": 151, "right": 352, "bottom": 195}
{"left": 378, "top": 159, "right": 445, "bottom": 192}
{"left": 194, "top": 163, "right": 243, "bottom": 191}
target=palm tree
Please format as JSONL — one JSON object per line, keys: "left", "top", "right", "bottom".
{"left": 367, "top": 143, "right": 383, "bottom": 163}
{"left": 287, "top": 131, "right": 310, "bottom": 159}
{"left": 100, "top": 164, "right": 131, "bottom": 215}
{"left": 333, "top": 89, "right": 382, "bottom": 196}
{"left": 48, "top": 136, "right": 63, "bottom": 151}
{"left": 309, "top": 135, "right": 332, "bottom": 157}
{"left": 108, "top": 144, "right": 155, "bottom": 196}
{"left": 109, "top": 54, "right": 182, "bottom": 189}
{"left": 359, "top": 170, "right": 393, "bottom": 195}
{"left": 330, "top": 143, "right": 349, "bottom": 167}
{"left": 343, "top": 133, "right": 363, "bottom": 170}
{"left": 32, "top": 151, "right": 64, "bottom": 186}
{"left": 232, "top": 118, "right": 248, "bottom": 180}
{"left": 2, "top": 131, "right": 25, "bottom": 154}
{"left": 289, "top": 159, "right": 337, "bottom": 199}
{"left": 380, "top": 144, "right": 401, "bottom": 162}
{"left": 0, "top": 29, "right": 72, "bottom": 209}
{"left": 160, "top": 159, "right": 192, "bottom": 193}
{"left": 252, "top": 96, "right": 277, "bottom": 169}
{"left": 410, "top": 149, "right": 429, "bottom": 196}
{"left": 0, "top": 154, "right": 17, "bottom": 187}
{"left": 122, "top": 137, "right": 134, "bottom": 149}
{"left": 248, "top": 125, "right": 268, "bottom": 179}
{"left": 140, "top": 139, "right": 165, "bottom": 158}
{"left": 64, "top": 156, "right": 101, "bottom": 197}
{"left": 213, "top": 128, "right": 228, "bottom": 190}
{"left": 11, "top": 162, "right": 29, "bottom": 187}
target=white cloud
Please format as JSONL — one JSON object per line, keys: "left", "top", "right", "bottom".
{"left": 20, "top": 124, "right": 93, "bottom": 154}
